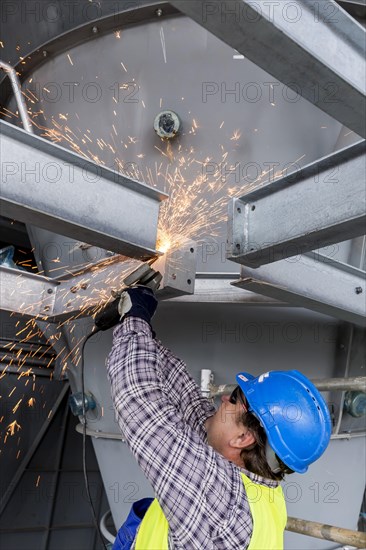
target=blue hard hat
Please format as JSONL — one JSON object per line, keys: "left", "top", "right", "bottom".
{"left": 236, "top": 370, "right": 332, "bottom": 473}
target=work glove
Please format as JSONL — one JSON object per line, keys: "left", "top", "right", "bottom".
{"left": 118, "top": 286, "right": 158, "bottom": 325}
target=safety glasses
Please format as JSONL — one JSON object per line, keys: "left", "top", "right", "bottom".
{"left": 229, "top": 386, "right": 248, "bottom": 412}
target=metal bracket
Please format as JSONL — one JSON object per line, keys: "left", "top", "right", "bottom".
{"left": 170, "top": 0, "right": 366, "bottom": 137}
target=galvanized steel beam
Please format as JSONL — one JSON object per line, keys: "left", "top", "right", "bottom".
{"left": 0, "top": 242, "right": 197, "bottom": 322}
{"left": 0, "top": 120, "right": 167, "bottom": 260}
{"left": 0, "top": 265, "right": 58, "bottom": 318}
{"left": 170, "top": 0, "right": 366, "bottom": 137}
{"left": 227, "top": 141, "right": 366, "bottom": 267}
{"left": 232, "top": 253, "right": 366, "bottom": 326}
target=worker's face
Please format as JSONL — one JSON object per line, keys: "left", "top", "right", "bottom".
{"left": 205, "top": 393, "right": 253, "bottom": 460}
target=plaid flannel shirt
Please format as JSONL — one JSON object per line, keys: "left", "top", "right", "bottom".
{"left": 106, "top": 317, "right": 279, "bottom": 549}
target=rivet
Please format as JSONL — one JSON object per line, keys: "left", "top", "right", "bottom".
{"left": 156, "top": 8, "right": 163, "bottom": 17}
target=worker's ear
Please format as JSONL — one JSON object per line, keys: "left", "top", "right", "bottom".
{"left": 230, "top": 430, "right": 256, "bottom": 450}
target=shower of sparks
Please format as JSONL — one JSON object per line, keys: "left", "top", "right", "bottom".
{"left": 0, "top": 41, "right": 312, "bottom": 457}
{"left": 6, "top": 421, "right": 21, "bottom": 436}
{"left": 12, "top": 399, "right": 23, "bottom": 414}
{"left": 230, "top": 130, "right": 241, "bottom": 141}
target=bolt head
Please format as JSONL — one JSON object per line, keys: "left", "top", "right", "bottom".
{"left": 355, "top": 287, "right": 363, "bottom": 295}
{"left": 156, "top": 8, "right": 163, "bottom": 17}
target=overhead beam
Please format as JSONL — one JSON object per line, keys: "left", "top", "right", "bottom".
{"left": 0, "top": 265, "right": 58, "bottom": 318}
{"left": 0, "top": 241, "right": 197, "bottom": 322}
{"left": 227, "top": 141, "right": 366, "bottom": 267}
{"left": 232, "top": 253, "right": 366, "bottom": 327}
{"left": 170, "top": 0, "right": 366, "bottom": 137}
{"left": 0, "top": 120, "right": 167, "bottom": 260}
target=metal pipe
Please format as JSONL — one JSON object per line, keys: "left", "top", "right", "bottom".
{"left": 330, "top": 432, "right": 365, "bottom": 440}
{"left": 311, "top": 375, "right": 365, "bottom": 392}
{"left": 99, "top": 511, "right": 116, "bottom": 544}
{"left": 75, "top": 423, "right": 125, "bottom": 442}
{"left": 334, "top": 326, "right": 354, "bottom": 436}
{"left": 201, "top": 369, "right": 212, "bottom": 397}
{"left": 286, "top": 516, "right": 366, "bottom": 548}
{"left": 75, "top": 423, "right": 365, "bottom": 442}
{"left": 209, "top": 376, "right": 366, "bottom": 397}
{"left": 0, "top": 61, "right": 33, "bottom": 133}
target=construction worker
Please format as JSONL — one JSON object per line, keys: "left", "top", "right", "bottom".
{"left": 106, "top": 286, "right": 331, "bottom": 549}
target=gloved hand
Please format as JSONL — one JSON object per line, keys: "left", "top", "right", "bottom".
{"left": 118, "top": 286, "right": 158, "bottom": 325}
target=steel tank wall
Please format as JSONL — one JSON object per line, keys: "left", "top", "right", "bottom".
{"left": 5, "top": 11, "right": 365, "bottom": 549}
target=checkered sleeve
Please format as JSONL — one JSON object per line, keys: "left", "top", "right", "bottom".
{"left": 153, "top": 339, "right": 216, "bottom": 437}
{"left": 106, "top": 317, "right": 253, "bottom": 548}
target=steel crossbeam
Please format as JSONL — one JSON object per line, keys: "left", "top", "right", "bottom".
{"left": 0, "top": 241, "right": 198, "bottom": 322}
{"left": 170, "top": 0, "right": 366, "bottom": 137}
{"left": 227, "top": 141, "right": 366, "bottom": 267}
{"left": 0, "top": 120, "right": 167, "bottom": 260}
{"left": 232, "top": 252, "right": 366, "bottom": 326}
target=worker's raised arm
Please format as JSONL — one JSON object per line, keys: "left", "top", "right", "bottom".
{"left": 153, "top": 339, "right": 216, "bottom": 436}
{"left": 106, "top": 317, "right": 252, "bottom": 548}
{"left": 106, "top": 284, "right": 216, "bottom": 435}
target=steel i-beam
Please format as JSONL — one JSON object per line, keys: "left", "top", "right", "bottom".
{"left": 232, "top": 252, "right": 366, "bottom": 327}
{"left": 227, "top": 141, "right": 366, "bottom": 267}
{"left": 171, "top": 0, "right": 366, "bottom": 137}
{"left": 0, "top": 241, "right": 197, "bottom": 322}
{"left": 0, "top": 120, "right": 167, "bottom": 260}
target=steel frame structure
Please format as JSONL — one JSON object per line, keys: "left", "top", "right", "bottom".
{"left": 1, "top": 120, "right": 167, "bottom": 260}
{"left": 232, "top": 252, "right": 366, "bottom": 327}
{"left": 171, "top": 0, "right": 366, "bottom": 137}
{"left": 0, "top": 3, "right": 365, "bottom": 549}
{"left": 0, "top": 241, "right": 198, "bottom": 322}
{"left": 228, "top": 141, "right": 366, "bottom": 267}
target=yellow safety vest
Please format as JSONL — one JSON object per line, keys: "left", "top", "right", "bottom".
{"left": 135, "top": 473, "right": 287, "bottom": 549}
